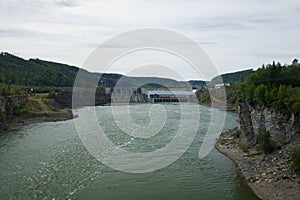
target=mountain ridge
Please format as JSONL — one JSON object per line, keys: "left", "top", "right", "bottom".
{"left": 0, "top": 52, "right": 203, "bottom": 89}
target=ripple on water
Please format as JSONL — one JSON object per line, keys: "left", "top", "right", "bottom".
{"left": 0, "top": 104, "right": 259, "bottom": 200}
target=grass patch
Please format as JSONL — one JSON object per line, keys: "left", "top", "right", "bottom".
{"left": 41, "top": 98, "right": 56, "bottom": 111}
{"left": 25, "top": 100, "right": 42, "bottom": 113}
{"left": 220, "top": 138, "right": 235, "bottom": 145}
{"left": 13, "top": 106, "right": 27, "bottom": 116}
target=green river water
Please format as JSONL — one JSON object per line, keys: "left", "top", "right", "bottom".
{"left": 0, "top": 104, "right": 259, "bottom": 200}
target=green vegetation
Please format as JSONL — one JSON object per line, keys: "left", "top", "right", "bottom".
{"left": 291, "top": 147, "right": 300, "bottom": 174}
{"left": 0, "top": 52, "right": 194, "bottom": 97}
{"left": 0, "top": 52, "right": 78, "bottom": 87}
{"left": 13, "top": 106, "right": 27, "bottom": 116}
{"left": 22, "top": 94, "right": 70, "bottom": 118}
{"left": 0, "top": 93, "right": 72, "bottom": 127}
{"left": 0, "top": 52, "right": 105, "bottom": 96}
{"left": 47, "top": 91, "right": 57, "bottom": 99}
{"left": 232, "top": 59, "right": 300, "bottom": 115}
{"left": 238, "top": 143, "right": 249, "bottom": 153}
{"left": 188, "top": 80, "right": 207, "bottom": 88}
{"left": 210, "top": 69, "right": 254, "bottom": 85}
{"left": 0, "top": 112, "right": 6, "bottom": 122}
{"left": 196, "top": 87, "right": 211, "bottom": 104}
{"left": 196, "top": 69, "right": 254, "bottom": 105}
{"left": 0, "top": 84, "right": 28, "bottom": 96}
{"left": 257, "top": 131, "right": 275, "bottom": 154}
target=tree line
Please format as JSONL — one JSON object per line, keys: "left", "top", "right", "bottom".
{"left": 234, "top": 59, "right": 300, "bottom": 114}
{"left": 196, "top": 59, "right": 300, "bottom": 116}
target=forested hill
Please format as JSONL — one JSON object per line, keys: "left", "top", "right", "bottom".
{"left": 234, "top": 59, "right": 300, "bottom": 113}
{"left": 0, "top": 52, "right": 83, "bottom": 87}
{"left": 0, "top": 52, "right": 198, "bottom": 89}
{"left": 197, "top": 59, "right": 300, "bottom": 113}
{"left": 210, "top": 69, "right": 254, "bottom": 85}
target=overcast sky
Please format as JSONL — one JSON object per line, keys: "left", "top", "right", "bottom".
{"left": 0, "top": 0, "right": 299, "bottom": 80}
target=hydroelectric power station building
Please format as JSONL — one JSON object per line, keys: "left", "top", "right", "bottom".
{"left": 147, "top": 90, "right": 195, "bottom": 103}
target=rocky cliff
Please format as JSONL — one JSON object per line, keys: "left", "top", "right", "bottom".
{"left": 0, "top": 96, "right": 28, "bottom": 132}
{"left": 237, "top": 103, "right": 256, "bottom": 146}
{"left": 0, "top": 96, "right": 28, "bottom": 118}
{"left": 217, "top": 104, "right": 300, "bottom": 200}
{"left": 238, "top": 103, "right": 300, "bottom": 147}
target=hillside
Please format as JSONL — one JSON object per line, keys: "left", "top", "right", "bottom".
{"left": 187, "top": 80, "right": 207, "bottom": 88}
{"left": 210, "top": 69, "right": 254, "bottom": 85}
{"left": 0, "top": 52, "right": 195, "bottom": 92}
{"left": 0, "top": 52, "right": 82, "bottom": 87}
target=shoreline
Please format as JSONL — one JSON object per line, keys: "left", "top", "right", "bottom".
{"left": 0, "top": 110, "right": 74, "bottom": 134}
{"left": 0, "top": 93, "right": 75, "bottom": 134}
{"left": 215, "top": 128, "right": 300, "bottom": 200}
{"left": 199, "top": 100, "right": 237, "bottom": 111}
{"left": 2, "top": 100, "right": 299, "bottom": 200}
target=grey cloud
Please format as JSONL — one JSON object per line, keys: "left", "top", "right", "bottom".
{"left": 256, "top": 51, "right": 299, "bottom": 60}
{"left": 54, "top": 0, "right": 80, "bottom": 8}
{"left": 0, "top": 26, "right": 73, "bottom": 39}
{"left": 0, "top": 28, "right": 39, "bottom": 38}
{"left": 181, "top": 21, "right": 248, "bottom": 31}
{"left": 180, "top": 14, "right": 283, "bottom": 32}
{"left": 0, "top": 0, "right": 299, "bottom": 80}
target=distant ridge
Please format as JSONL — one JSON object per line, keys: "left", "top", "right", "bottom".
{"left": 0, "top": 52, "right": 204, "bottom": 89}
{"left": 210, "top": 69, "right": 254, "bottom": 85}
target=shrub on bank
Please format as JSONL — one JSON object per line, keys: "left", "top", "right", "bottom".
{"left": 291, "top": 147, "right": 300, "bottom": 174}
{"left": 238, "top": 143, "right": 249, "bottom": 153}
{"left": 48, "top": 91, "right": 57, "bottom": 99}
{"left": 13, "top": 106, "right": 27, "bottom": 116}
{"left": 0, "top": 112, "right": 6, "bottom": 122}
{"left": 257, "top": 131, "right": 275, "bottom": 154}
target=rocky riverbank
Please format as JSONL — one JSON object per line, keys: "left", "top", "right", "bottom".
{"left": 0, "top": 94, "right": 74, "bottom": 134}
{"left": 0, "top": 112, "right": 74, "bottom": 134}
{"left": 215, "top": 128, "right": 300, "bottom": 200}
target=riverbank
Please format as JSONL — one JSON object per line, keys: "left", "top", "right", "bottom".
{"left": 210, "top": 101, "right": 236, "bottom": 111}
{"left": 215, "top": 128, "right": 300, "bottom": 200}
{"left": 0, "top": 94, "right": 74, "bottom": 134}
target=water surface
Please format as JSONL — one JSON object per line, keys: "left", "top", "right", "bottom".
{"left": 0, "top": 104, "right": 259, "bottom": 200}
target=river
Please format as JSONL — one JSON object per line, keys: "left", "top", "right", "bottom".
{"left": 0, "top": 104, "right": 259, "bottom": 199}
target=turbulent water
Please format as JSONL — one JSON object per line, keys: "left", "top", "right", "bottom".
{"left": 0, "top": 104, "right": 259, "bottom": 200}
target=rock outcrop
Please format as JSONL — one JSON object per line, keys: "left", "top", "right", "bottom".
{"left": 0, "top": 96, "right": 28, "bottom": 132}
{"left": 238, "top": 103, "right": 300, "bottom": 147}
{"left": 216, "top": 129, "right": 300, "bottom": 200}
{"left": 0, "top": 96, "right": 28, "bottom": 117}
{"left": 238, "top": 102, "right": 256, "bottom": 147}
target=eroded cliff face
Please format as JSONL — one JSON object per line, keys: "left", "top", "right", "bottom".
{"left": 0, "top": 96, "right": 28, "bottom": 117}
{"left": 238, "top": 103, "right": 256, "bottom": 147}
{"left": 0, "top": 96, "right": 28, "bottom": 132}
{"left": 238, "top": 103, "right": 300, "bottom": 147}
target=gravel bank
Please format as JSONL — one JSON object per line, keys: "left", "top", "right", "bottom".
{"left": 215, "top": 129, "right": 300, "bottom": 200}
